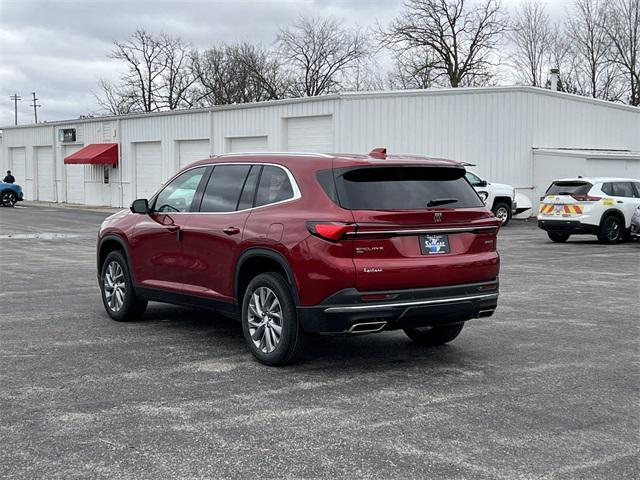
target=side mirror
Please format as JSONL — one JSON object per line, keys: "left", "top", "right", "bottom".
{"left": 130, "top": 198, "right": 149, "bottom": 214}
{"left": 478, "top": 180, "right": 488, "bottom": 187}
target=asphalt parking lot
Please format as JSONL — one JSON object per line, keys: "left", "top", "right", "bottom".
{"left": 1, "top": 204, "right": 638, "bottom": 479}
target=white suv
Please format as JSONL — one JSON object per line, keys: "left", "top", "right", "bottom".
{"left": 537, "top": 177, "right": 640, "bottom": 244}
{"left": 465, "top": 171, "right": 517, "bottom": 225}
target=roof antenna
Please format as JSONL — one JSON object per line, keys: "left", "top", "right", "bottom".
{"left": 369, "top": 147, "right": 387, "bottom": 159}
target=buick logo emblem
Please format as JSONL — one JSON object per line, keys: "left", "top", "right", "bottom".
{"left": 434, "top": 212, "right": 443, "bottom": 223}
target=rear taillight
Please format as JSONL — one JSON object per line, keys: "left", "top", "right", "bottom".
{"left": 571, "top": 194, "right": 601, "bottom": 201}
{"left": 306, "top": 222, "right": 355, "bottom": 242}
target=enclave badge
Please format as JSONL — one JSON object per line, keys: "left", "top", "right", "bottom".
{"left": 434, "top": 212, "right": 443, "bottom": 223}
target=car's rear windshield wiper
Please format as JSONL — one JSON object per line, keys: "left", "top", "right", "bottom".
{"left": 427, "top": 198, "right": 458, "bottom": 207}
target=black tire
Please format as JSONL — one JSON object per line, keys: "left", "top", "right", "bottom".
{"left": 548, "top": 232, "right": 570, "bottom": 243}
{"left": 492, "top": 202, "right": 511, "bottom": 225}
{"left": 403, "top": 323, "right": 464, "bottom": 346}
{"left": 100, "top": 250, "right": 147, "bottom": 322}
{"left": 597, "top": 215, "right": 624, "bottom": 244}
{"left": 1, "top": 191, "right": 17, "bottom": 207}
{"left": 241, "top": 272, "right": 305, "bottom": 366}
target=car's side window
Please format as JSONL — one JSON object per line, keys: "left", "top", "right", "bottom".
{"left": 199, "top": 164, "right": 251, "bottom": 212}
{"left": 633, "top": 182, "right": 640, "bottom": 197}
{"left": 601, "top": 183, "right": 614, "bottom": 196}
{"left": 237, "top": 166, "right": 261, "bottom": 210}
{"left": 612, "top": 182, "right": 636, "bottom": 198}
{"left": 465, "top": 172, "right": 482, "bottom": 186}
{"left": 255, "top": 166, "right": 294, "bottom": 207}
{"left": 153, "top": 167, "right": 207, "bottom": 213}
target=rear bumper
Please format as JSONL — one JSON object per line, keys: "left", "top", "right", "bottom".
{"left": 537, "top": 219, "right": 598, "bottom": 235}
{"left": 297, "top": 280, "right": 499, "bottom": 334}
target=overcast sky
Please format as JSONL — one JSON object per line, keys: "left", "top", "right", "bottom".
{"left": 0, "top": 0, "right": 568, "bottom": 126}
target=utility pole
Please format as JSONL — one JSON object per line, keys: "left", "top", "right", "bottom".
{"left": 9, "top": 93, "right": 21, "bottom": 125}
{"left": 30, "top": 92, "right": 41, "bottom": 123}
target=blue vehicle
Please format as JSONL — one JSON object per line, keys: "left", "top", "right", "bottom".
{"left": 0, "top": 182, "right": 24, "bottom": 207}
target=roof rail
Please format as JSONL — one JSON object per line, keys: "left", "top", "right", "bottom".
{"left": 215, "top": 151, "right": 333, "bottom": 158}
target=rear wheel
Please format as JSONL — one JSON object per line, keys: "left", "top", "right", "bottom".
{"left": 100, "top": 251, "right": 147, "bottom": 321}
{"left": 492, "top": 202, "right": 511, "bottom": 225}
{"left": 548, "top": 232, "right": 570, "bottom": 243}
{"left": 1, "top": 191, "right": 17, "bottom": 207}
{"left": 597, "top": 215, "right": 623, "bottom": 244}
{"left": 241, "top": 273, "right": 305, "bottom": 366}
{"left": 403, "top": 323, "right": 464, "bottom": 345}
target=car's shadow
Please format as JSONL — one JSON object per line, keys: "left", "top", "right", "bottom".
{"left": 134, "top": 304, "right": 477, "bottom": 371}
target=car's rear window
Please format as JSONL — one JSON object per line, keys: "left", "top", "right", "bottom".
{"left": 546, "top": 181, "right": 593, "bottom": 195}
{"left": 319, "top": 166, "right": 484, "bottom": 210}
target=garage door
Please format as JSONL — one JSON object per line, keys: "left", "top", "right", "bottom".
{"left": 64, "top": 145, "right": 85, "bottom": 204}
{"left": 36, "top": 146, "right": 54, "bottom": 201}
{"left": 135, "top": 142, "right": 163, "bottom": 199}
{"left": 228, "top": 136, "right": 268, "bottom": 153}
{"left": 286, "top": 115, "right": 333, "bottom": 153}
{"left": 178, "top": 139, "right": 210, "bottom": 169}
{"left": 10, "top": 147, "right": 26, "bottom": 185}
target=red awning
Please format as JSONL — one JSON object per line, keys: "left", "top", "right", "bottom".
{"left": 64, "top": 143, "right": 118, "bottom": 166}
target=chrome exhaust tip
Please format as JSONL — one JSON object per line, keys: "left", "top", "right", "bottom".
{"left": 478, "top": 309, "right": 495, "bottom": 318}
{"left": 348, "top": 321, "right": 387, "bottom": 334}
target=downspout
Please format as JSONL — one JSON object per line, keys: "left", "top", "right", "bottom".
{"left": 117, "top": 118, "right": 123, "bottom": 208}
{"left": 52, "top": 125, "right": 58, "bottom": 203}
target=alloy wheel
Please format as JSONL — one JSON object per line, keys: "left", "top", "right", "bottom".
{"left": 247, "top": 286, "right": 283, "bottom": 354}
{"left": 104, "top": 261, "right": 126, "bottom": 312}
{"left": 2, "top": 192, "right": 16, "bottom": 207}
{"left": 495, "top": 206, "right": 509, "bottom": 223}
{"left": 606, "top": 218, "right": 620, "bottom": 242}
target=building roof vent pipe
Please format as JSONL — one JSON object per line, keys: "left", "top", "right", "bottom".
{"left": 549, "top": 68, "right": 560, "bottom": 92}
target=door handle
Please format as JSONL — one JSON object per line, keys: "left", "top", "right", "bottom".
{"left": 617, "top": 200, "right": 623, "bottom": 204}
{"left": 223, "top": 226, "right": 241, "bottom": 235}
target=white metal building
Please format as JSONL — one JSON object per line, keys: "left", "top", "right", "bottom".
{"left": 1, "top": 86, "right": 638, "bottom": 213}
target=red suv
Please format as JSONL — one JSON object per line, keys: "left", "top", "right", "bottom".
{"left": 97, "top": 149, "right": 500, "bottom": 365}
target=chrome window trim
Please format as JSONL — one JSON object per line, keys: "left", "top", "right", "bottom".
{"left": 149, "top": 162, "right": 301, "bottom": 215}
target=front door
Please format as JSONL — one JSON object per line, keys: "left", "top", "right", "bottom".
{"left": 129, "top": 166, "right": 209, "bottom": 293}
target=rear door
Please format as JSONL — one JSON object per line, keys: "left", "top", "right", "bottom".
{"left": 332, "top": 165, "right": 500, "bottom": 291}
{"left": 180, "top": 164, "right": 258, "bottom": 302}
{"left": 609, "top": 182, "right": 640, "bottom": 226}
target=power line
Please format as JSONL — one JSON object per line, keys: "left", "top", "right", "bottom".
{"left": 9, "top": 93, "right": 21, "bottom": 126}
{"left": 30, "top": 92, "right": 41, "bottom": 123}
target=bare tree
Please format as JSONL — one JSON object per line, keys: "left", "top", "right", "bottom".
{"left": 565, "top": 0, "right": 623, "bottom": 100}
{"left": 94, "top": 79, "right": 136, "bottom": 115}
{"left": 276, "top": 16, "right": 369, "bottom": 96}
{"left": 156, "top": 33, "right": 198, "bottom": 110}
{"left": 96, "top": 29, "right": 197, "bottom": 113}
{"left": 380, "top": 0, "right": 508, "bottom": 88}
{"left": 509, "top": 0, "right": 553, "bottom": 87}
{"left": 386, "top": 47, "right": 439, "bottom": 89}
{"left": 604, "top": 0, "right": 640, "bottom": 105}
{"left": 191, "top": 43, "right": 290, "bottom": 106}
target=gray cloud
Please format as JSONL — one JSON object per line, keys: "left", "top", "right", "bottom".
{"left": 0, "top": 0, "right": 564, "bottom": 126}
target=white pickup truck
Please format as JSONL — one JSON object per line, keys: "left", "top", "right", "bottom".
{"left": 465, "top": 171, "right": 523, "bottom": 225}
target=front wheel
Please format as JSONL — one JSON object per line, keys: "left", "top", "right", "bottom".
{"left": 403, "top": 323, "right": 464, "bottom": 345}
{"left": 597, "top": 215, "right": 624, "bottom": 244}
{"left": 548, "top": 232, "right": 570, "bottom": 243}
{"left": 100, "top": 251, "right": 147, "bottom": 321}
{"left": 242, "top": 273, "right": 305, "bottom": 366}
{"left": 492, "top": 202, "right": 511, "bottom": 225}
{"left": 1, "top": 191, "right": 17, "bottom": 207}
